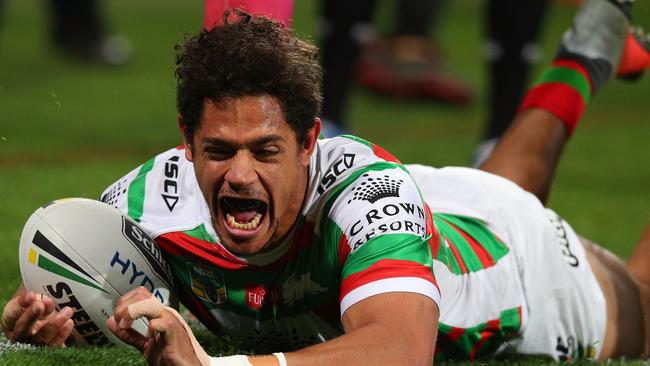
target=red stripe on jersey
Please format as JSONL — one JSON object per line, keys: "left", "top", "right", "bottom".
{"left": 445, "top": 239, "right": 468, "bottom": 274}
{"left": 469, "top": 319, "right": 501, "bottom": 360}
{"left": 371, "top": 143, "right": 401, "bottom": 163}
{"left": 157, "top": 232, "right": 248, "bottom": 270}
{"left": 447, "top": 326, "right": 465, "bottom": 342}
{"left": 424, "top": 204, "right": 441, "bottom": 257}
{"left": 340, "top": 259, "right": 437, "bottom": 301}
{"left": 338, "top": 234, "right": 351, "bottom": 267}
{"left": 174, "top": 145, "right": 185, "bottom": 150}
{"left": 157, "top": 221, "right": 315, "bottom": 271}
{"left": 446, "top": 221, "right": 495, "bottom": 268}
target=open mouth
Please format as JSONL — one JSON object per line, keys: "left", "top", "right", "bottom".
{"left": 220, "top": 197, "right": 268, "bottom": 232}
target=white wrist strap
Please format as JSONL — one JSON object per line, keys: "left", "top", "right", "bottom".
{"left": 273, "top": 352, "right": 288, "bottom": 366}
{"left": 209, "top": 355, "right": 252, "bottom": 366}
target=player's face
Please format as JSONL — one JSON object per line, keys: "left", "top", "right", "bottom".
{"left": 184, "top": 96, "right": 320, "bottom": 255}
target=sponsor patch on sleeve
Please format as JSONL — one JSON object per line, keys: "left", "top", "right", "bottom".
{"left": 330, "top": 168, "right": 428, "bottom": 252}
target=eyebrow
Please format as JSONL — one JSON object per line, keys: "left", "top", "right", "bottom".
{"left": 201, "top": 135, "right": 286, "bottom": 148}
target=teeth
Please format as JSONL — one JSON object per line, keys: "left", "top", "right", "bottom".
{"left": 226, "top": 213, "right": 263, "bottom": 230}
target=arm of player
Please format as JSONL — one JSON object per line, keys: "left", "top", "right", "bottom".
{"left": 1, "top": 283, "right": 74, "bottom": 347}
{"left": 109, "top": 287, "right": 438, "bottom": 366}
{"left": 285, "top": 292, "right": 438, "bottom": 366}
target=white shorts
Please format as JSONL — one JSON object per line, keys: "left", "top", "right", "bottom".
{"left": 408, "top": 165, "right": 607, "bottom": 361}
{"left": 512, "top": 208, "right": 606, "bottom": 361}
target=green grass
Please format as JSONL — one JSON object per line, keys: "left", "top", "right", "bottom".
{"left": 1, "top": 0, "right": 649, "bottom": 364}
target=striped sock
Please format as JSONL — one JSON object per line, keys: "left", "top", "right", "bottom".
{"left": 519, "top": 59, "right": 592, "bottom": 136}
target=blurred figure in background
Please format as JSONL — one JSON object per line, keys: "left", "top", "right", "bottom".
{"left": 48, "top": 0, "right": 131, "bottom": 65}
{"left": 319, "top": 0, "right": 473, "bottom": 137}
{"left": 0, "top": 0, "right": 131, "bottom": 65}
{"left": 320, "top": 0, "right": 549, "bottom": 162}
{"left": 354, "top": 0, "right": 473, "bottom": 105}
{"left": 473, "top": 0, "right": 548, "bottom": 166}
{"left": 204, "top": 0, "right": 293, "bottom": 29}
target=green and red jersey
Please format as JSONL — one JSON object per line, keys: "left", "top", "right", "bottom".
{"left": 101, "top": 136, "right": 526, "bottom": 359}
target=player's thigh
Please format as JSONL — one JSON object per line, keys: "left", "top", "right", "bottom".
{"left": 581, "top": 237, "right": 645, "bottom": 360}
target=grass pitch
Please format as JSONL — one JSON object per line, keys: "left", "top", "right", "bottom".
{"left": 0, "top": 0, "right": 649, "bottom": 364}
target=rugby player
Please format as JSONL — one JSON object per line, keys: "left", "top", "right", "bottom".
{"left": 3, "top": 0, "right": 650, "bottom": 365}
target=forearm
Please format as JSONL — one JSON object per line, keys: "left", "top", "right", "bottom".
{"left": 479, "top": 108, "right": 568, "bottom": 204}
{"left": 229, "top": 293, "right": 439, "bottom": 366}
{"left": 241, "top": 322, "right": 435, "bottom": 366}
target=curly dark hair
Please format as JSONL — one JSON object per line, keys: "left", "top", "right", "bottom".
{"left": 175, "top": 11, "right": 322, "bottom": 145}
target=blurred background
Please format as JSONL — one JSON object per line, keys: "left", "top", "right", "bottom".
{"left": 0, "top": 0, "right": 648, "bottom": 304}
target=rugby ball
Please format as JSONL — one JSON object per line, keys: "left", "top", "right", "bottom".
{"left": 18, "top": 198, "right": 174, "bottom": 346}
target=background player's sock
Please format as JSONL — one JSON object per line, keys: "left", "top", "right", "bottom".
{"left": 519, "top": 0, "right": 632, "bottom": 136}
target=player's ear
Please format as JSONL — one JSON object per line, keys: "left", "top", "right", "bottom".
{"left": 299, "top": 118, "right": 321, "bottom": 166}
{"left": 178, "top": 114, "right": 194, "bottom": 162}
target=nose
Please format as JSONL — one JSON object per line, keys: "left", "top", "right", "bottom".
{"left": 224, "top": 150, "right": 258, "bottom": 190}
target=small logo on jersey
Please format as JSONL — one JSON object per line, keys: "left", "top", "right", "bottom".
{"left": 549, "top": 213, "right": 579, "bottom": 267}
{"left": 347, "top": 202, "right": 427, "bottom": 251}
{"left": 161, "top": 156, "right": 180, "bottom": 212}
{"left": 282, "top": 273, "right": 327, "bottom": 306}
{"left": 245, "top": 284, "right": 279, "bottom": 310}
{"left": 347, "top": 174, "right": 403, "bottom": 204}
{"left": 190, "top": 264, "right": 227, "bottom": 305}
{"left": 317, "top": 154, "right": 355, "bottom": 195}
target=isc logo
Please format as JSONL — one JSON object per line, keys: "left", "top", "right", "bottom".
{"left": 161, "top": 155, "right": 180, "bottom": 211}
{"left": 110, "top": 250, "right": 166, "bottom": 303}
{"left": 317, "top": 153, "right": 355, "bottom": 195}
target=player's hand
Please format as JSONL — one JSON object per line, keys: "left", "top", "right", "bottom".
{"left": 108, "top": 287, "right": 206, "bottom": 366}
{"left": 1, "top": 289, "right": 74, "bottom": 347}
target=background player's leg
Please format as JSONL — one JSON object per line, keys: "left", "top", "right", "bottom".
{"left": 581, "top": 238, "right": 646, "bottom": 359}
{"left": 320, "top": 0, "right": 375, "bottom": 134}
{"left": 476, "top": 0, "right": 547, "bottom": 165}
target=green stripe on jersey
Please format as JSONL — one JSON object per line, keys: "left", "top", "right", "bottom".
{"left": 434, "top": 218, "right": 484, "bottom": 273}
{"left": 184, "top": 224, "right": 217, "bottom": 243}
{"left": 436, "top": 306, "right": 522, "bottom": 361}
{"left": 535, "top": 66, "right": 591, "bottom": 102}
{"left": 433, "top": 213, "right": 509, "bottom": 274}
{"left": 342, "top": 233, "right": 432, "bottom": 280}
{"left": 127, "top": 157, "right": 155, "bottom": 222}
{"left": 437, "top": 214, "right": 508, "bottom": 262}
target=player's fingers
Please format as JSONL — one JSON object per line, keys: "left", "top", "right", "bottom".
{"left": 40, "top": 295, "right": 56, "bottom": 317}
{"left": 47, "top": 318, "right": 73, "bottom": 347}
{"left": 106, "top": 316, "right": 147, "bottom": 350}
{"left": 114, "top": 286, "right": 153, "bottom": 309}
{"left": 33, "top": 307, "right": 73, "bottom": 345}
{"left": 113, "top": 287, "right": 155, "bottom": 329}
{"left": 15, "top": 291, "right": 36, "bottom": 309}
{"left": 147, "top": 316, "right": 176, "bottom": 344}
{"left": 2, "top": 299, "right": 25, "bottom": 333}
{"left": 11, "top": 300, "right": 45, "bottom": 342}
